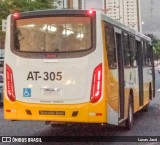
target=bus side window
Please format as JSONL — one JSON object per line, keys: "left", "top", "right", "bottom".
{"left": 142, "top": 41, "right": 151, "bottom": 66}
{"left": 129, "top": 36, "right": 136, "bottom": 67}
{"left": 146, "top": 43, "right": 152, "bottom": 66}
{"left": 142, "top": 41, "right": 147, "bottom": 66}
{"left": 123, "top": 33, "right": 130, "bottom": 67}
{"left": 105, "top": 26, "right": 117, "bottom": 68}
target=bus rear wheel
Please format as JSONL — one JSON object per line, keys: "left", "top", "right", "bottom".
{"left": 125, "top": 99, "right": 133, "bottom": 130}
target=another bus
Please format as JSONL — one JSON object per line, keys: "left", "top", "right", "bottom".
{"left": 4, "top": 10, "right": 155, "bottom": 129}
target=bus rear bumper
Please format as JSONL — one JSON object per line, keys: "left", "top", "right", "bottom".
{"left": 4, "top": 98, "right": 107, "bottom": 123}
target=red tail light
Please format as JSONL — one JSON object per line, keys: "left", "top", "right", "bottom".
{"left": 88, "top": 10, "right": 93, "bottom": 14}
{"left": 6, "top": 64, "right": 16, "bottom": 102}
{"left": 90, "top": 63, "right": 102, "bottom": 103}
{"left": 88, "top": 9, "right": 94, "bottom": 15}
{"left": 13, "top": 12, "right": 20, "bottom": 19}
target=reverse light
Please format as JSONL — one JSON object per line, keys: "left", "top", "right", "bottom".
{"left": 89, "top": 112, "right": 102, "bottom": 116}
{"left": 90, "top": 63, "right": 102, "bottom": 103}
{"left": 6, "top": 64, "right": 16, "bottom": 102}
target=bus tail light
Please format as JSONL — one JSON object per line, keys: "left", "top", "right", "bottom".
{"left": 6, "top": 64, "right": 16, "bottom": 102}
{"left": 88, "top": 9, "right": 94, "bottom": 15}
{"left": 90, "top": 63, "right": 102, "bottom": 103}
{"left": 88, "top": 10, "right": 93, "bottom": 14}
{"left": 13, "top": 12, "right": 20, "bottom": 19}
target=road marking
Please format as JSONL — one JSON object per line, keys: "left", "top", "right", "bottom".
{"left": 157, "top": 88, "right": 160, "bottom": 92}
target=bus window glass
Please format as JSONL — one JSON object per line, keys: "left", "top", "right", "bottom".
{"left": 142, "top": 41, "right": 152, "bottom": 66}
{"left": 123, "top": 33, "right": 130, "bottom": 67}
{"left": 129, "top": 36, "right": 136, "bottom": 67}
{"left": 14, "top": 17, "right": 92, "bottom": 52}
{"left": 143, "top": 41, "right": 147, "bottom": 66}
{"left": 105, "top": 26, "right": 117, "bottom": 68}
{"left": 146, "top": 43, "right": 152, "bottom": 66}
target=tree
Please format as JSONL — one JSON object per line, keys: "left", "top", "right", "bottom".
{"left": 0, "top": 0, "right": 61, "bottom": 48}
{"left": 147, "top": 34, "right": 160, "bottom": 59}
{"left": 0, "top": 0, "right": 61, "bottom": 36}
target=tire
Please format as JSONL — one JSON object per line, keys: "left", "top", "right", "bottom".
{"left": 142, "top": 104, "right": 149, "bottom": 112}
{"left": 125, "top": 98, "right": 133, "bottom": 130}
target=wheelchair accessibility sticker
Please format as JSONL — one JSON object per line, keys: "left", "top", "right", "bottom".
{"left": 23, "top": 88, "right": 31, "bottom": 97}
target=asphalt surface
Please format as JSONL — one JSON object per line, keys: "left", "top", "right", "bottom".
{"left": 0, "top": 67, "right": 160, "bottom": 145}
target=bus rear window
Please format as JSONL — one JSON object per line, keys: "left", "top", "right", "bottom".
{"left": 14, "top": 17, "right": 92, "bottom": 53}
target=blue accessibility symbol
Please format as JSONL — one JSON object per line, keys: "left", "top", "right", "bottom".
{"left": 23, "top": 88, "right": 31, "bottom": 97}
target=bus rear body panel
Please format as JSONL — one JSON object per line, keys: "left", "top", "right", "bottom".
{"left": 4, "top": 54, "right": 107, "bottom": 122}
{"left": 4, "top": 98, "right": 107, "bottom": 123}
{"left": 4, "top": 11, "right": 108, "bottom": 123}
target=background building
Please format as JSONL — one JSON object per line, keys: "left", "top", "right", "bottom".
{"left": 55, "top": 0, "right": 84, "bottom": 10}
{"left": 105, "top": 0, "right": 141, "bottom": 32}
{"left": 84, "top": 0, "right": 141, "bottom": 32}
{"left": 84, "top": 0, "right": 104, "bottom": 10}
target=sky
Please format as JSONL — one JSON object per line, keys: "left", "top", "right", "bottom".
{"left": 85, "top": 0, "right": 160, "bottom": 38}
{"left": 85, "top": 0, "right": 104, "bottom": 10}
{"left": 141, "top": 0, "right": 160, "bottom": 38}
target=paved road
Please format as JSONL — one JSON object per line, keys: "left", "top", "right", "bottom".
{"left": 0, "top": 68, "right": 160, "bottom": 145}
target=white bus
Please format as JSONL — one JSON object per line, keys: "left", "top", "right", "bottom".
{"left": 4, "top": 10, "right": 155, "bottom": 129}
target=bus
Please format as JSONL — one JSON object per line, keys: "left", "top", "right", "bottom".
{"left": 4, "top": 9, "right": 155, "bottom": 129}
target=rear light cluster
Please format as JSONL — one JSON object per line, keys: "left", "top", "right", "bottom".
{"left": 88, "top": 9, "right": 94, "bottom": 15}
{"left": 13, "top": 12, "right": 20, "bottom": 19}
{"left": 90, "top": 63, "right": 102, "bottom": 103}
{"left": 6, "top": 64, "right": 16, "bottom": 102}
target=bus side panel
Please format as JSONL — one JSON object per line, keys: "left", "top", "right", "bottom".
{"left": 133, "top": 68, "right": 140, "bottom": 113}
{"left": 143, "top": 67, "right": 152, "bottom": 106}
{"left": 107, "top": 69, "right": 119, "bottom": 125}
{"left": 102, "top": 21, "right": 119, "bottom": 126}
{"left": 123, "top": 68, "right": 132, "bottom": 118}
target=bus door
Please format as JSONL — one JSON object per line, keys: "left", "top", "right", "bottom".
{"left": 136, "top": 39, "right": 144, "bottom": 106}
{"left": 115, "top": 29, "right": 125, "bottom": 120}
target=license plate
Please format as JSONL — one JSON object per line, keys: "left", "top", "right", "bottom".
{"left": 41, "top": 88, "right": 62, "bottom": 98}
{"left": 39, "top": 111, "right": 65, "bottom": 116}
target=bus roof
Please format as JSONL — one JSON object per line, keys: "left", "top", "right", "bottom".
{"left": 100, "top": 11, "right": 151, "bottom": 42}
{"left": 11, "top": 9, "right": 151, "bottom": 42}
